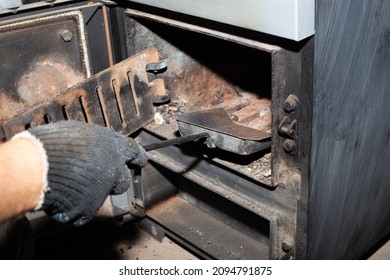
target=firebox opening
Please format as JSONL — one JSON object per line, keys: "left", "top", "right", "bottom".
{"left": 141, "top": 162, "right": 271, "bottom": 259}
{"left": 126, "top": 15, "right": 273, "bottom": 186}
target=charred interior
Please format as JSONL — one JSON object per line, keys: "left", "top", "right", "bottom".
{"left": 128, "top": 15, "right": 274, "bottom": 186}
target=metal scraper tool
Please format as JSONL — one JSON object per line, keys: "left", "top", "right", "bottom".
{"left": 142, "top": 108, "right": 271, "bottom": 155}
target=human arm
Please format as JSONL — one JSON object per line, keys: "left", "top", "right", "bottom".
{"left": 0, "top": 121, "right": 148, "bottom": 226}
{"left": 0, "top": 136, "right": 46, "bottom": 223}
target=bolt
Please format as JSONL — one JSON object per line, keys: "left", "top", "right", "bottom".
{"left": 229, "top": 114, "right": 239, "bottom": 121}
{"left": 282, "top": 242, "right": 292, "bottom": 252}
{"left": 283, "top": 139, "right": 297, "bottom": 154}
{"left": 283, "top": 95, "right": 298, "bottom": 113}
{"left": 60, "top": 29, "right": 73, "bottom": 42}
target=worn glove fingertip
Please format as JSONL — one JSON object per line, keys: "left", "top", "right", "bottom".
{"left": 120, "top": 137, "right": 148, "bottom": 168}
{"left": 130, "top": 145, "right": 149, "bottom": 168}
{"left": 52, "top": 212, "right": 70, "bottom": 223}
{"left": 111, "top": 167, "right": 132, "bottom": 195}
{"left": 73, "top": 217, "right": 90, "bottom": 227}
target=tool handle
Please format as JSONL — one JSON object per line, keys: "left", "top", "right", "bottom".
{"left": 142, "top": 132, "right": 210, "bottom": 151}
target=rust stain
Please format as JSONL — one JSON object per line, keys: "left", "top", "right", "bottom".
{"left": 56, "top": 88, "right": 87, "bottom": 105}
{"left": 16, "top": 60, "right": 84, "bottom": 105}
{"left": 30, "top": 107, "right": 47, "bottom": 127}
{"left": 0, "top": 92, "right": 26, "bottom": 123}
{"left": 1, "top": 59, "right": 85, "bottom": 124}
{"left": 2, "top": 48, "right": 161, "bottom": 140}
{"left": 169, "top": 65, "right": 237, "bottom": 111}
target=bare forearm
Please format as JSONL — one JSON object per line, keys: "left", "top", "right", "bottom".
{"left": 0, "top": 136, "right": 47, "bottom": 223}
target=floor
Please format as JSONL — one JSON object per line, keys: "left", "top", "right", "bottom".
{"left": 367, "top": 239, "right": 390, "bottom": 260}
{"left": 32, "top": 220, "right": 198, "bottom": 260}
{"left": 30, "top": 219, "right": 390, "bottom": 260}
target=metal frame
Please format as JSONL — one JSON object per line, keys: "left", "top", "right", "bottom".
{"left": 121, "top": 5, "right": 313, "bottom": 259}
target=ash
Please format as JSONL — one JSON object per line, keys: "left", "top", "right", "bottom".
{"left": 149, "top": 97, "right": 272, "bottom": 187}
{"left": 154, "top": 98, "right": 189, "bottom": 125}
{"left": 246, "top": 153, "right": 272, "bottom": 184}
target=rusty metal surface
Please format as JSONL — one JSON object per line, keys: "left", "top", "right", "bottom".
{"left": 137, "top": 130, "right": 281, "bottom": 220}
{"left": 0, "top": 11, "right": 90, "bottom": 124}
{"left": 1, "top": 48, "right": 163, "bottom": 139}
{"left": 124, "top": 13, "right": 274, "bottom": 184}
{"left": 146, "top": 196, "right": 270, "bottom": 259}
{"left": 125, "top": 14, "right": 272, "bottom": 112}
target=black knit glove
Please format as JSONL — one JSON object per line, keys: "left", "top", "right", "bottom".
{"left": 28, "top": 121, "right": 148, "bottom": 226}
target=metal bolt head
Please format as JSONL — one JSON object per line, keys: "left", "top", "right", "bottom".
{"left": 283, "top": 139, "right": 297, "bottom": 154}
{"left": 229, "top": 114, "right": 239, "bottom": 121}
{"left": 60, "top": 29, "right": 73, "bottom": 42}
{"left": 283, "top": 94, "right": 298, "bottom": 113}
{"left": 282, "top": 242, "right": 292, "bottom": 252}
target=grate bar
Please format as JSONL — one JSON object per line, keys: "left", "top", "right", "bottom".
{"left": 1, "top": 48, "right": 163, "bottom": 140}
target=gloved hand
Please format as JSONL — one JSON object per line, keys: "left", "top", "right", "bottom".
{"left": 26, "top": 121, "right": 148, "bottom": 226}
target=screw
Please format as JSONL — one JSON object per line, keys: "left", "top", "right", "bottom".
{"left": 283, "top": 95, "right": 298, "bottom": 113}
{"left": 60, "top": 29, "right": 73, "bottom": 42}
{"left": 283, "top": 139, "right": 297, "bottom": 154}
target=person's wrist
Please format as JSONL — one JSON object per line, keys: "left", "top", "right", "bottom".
{"left": 11, "top": 131, "right": 49, "bottom": 211}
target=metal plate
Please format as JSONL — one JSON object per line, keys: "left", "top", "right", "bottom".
{"left": 1, "top": 48, "right": 163, "bottom": 139}
{"left": 147, "top": 196, "right": 270, "bottom": 259}
{"left": 0, "top": 11, "right": 90, "bottom": 124}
